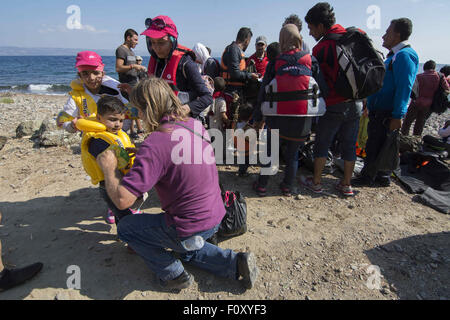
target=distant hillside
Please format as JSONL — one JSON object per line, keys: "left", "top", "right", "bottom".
{"left": 0, "top": 46, "right": 149, "bottom": 57}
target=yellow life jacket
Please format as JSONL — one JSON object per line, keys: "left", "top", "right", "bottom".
{"left": 69, "top": 79, "right": 99, "bottom": 118}
{"left": 81, "top": 128, "right": 135, "bottom": 185}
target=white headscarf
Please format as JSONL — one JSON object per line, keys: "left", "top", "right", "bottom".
{"left": 192, "top": 42, "right": 210, "bottom": 74}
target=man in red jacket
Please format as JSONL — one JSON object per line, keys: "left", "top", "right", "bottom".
{"left": 401, "top": 60, "right": 450, "bottom": 136}
{"left": 247, "top": 36, "right": 269, "bottom": 78}
{"left": 299, "top": 2, "right": 363, "bottom": 197}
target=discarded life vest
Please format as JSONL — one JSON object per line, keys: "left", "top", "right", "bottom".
{"left": 261, "top": 50, "right": 326, "bottom": 117}
{"left": 79, "top": 119, "right": 135, "bottom": 185}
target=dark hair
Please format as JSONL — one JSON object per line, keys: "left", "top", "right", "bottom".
{"left": 236, "top": 27, "right": 253, "bottom": 42}
{"left": 390, "top": 18, "right": 413, "bottom": 41}
{"left": 283, "top": 14, "right": 303, "bottom": 32}
{"left": 305, "top": 2, "right": 336, "bottom": 30}
{"left": 97, "top": 96, "right": 126, "bottom": 116}
{"left": 213, "top": 77, "right": 226, "bottom": 92}
{"left": 440, "top": 65, "right": 450, "bottom": 77}
{"left": 238, "top": 103, "right": 254, "bottom": 122}
{"left": 124, "top": 29, "right": 138, "bottom": 41}
{"left": 423, "top": 60, "right": 436, "bottom": 71}
{"left": 267, "top": 42, "right": 281, "bottom": 62}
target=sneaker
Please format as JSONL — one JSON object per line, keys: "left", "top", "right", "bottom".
{"left": 252, "top": 181, "right": 267, "bottom": 197}
{"left": 279, "top": 183, "right": 292, "bottom": 197}
{"left": 375, "top": 176, "right": 391, "bottom": 187}
{"left": 298, "top": 175, "right": 322, "bottom": 193}
{"left": 335, "top": 182, "right": 355, "bottom": 197}
{"left": 351, "top": 175, "right": 375, "bottom": 188}
{"left": 159, "top": 270, "right": 193, "bottom": 291}
{"left": 130, "top": 208, "right": 143, "bottom": 215}
{"left": 237, "top": 252, "right": 258, "bottom": 290}
{"left": 104, "top": 209, "right": 115, "bottom": 224}
{"left": 0, "top": 262, "right": 43, "bottom": 292}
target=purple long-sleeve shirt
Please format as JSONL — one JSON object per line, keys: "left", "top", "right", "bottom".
{"left": 121, "top": 117, "right": 225, "bottom": 237}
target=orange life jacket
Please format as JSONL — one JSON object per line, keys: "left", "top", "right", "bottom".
{"left": 221, "top": 44, "right": 246, "bottom": 87}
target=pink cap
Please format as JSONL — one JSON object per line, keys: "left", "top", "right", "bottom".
{"left": 75, "top": 51, "right": 104, "bottom": 71}
{"left": 141, "top": 15, "right": 178, "bottom": 39}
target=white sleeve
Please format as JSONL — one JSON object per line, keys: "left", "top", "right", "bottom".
{"left": 63, "top": 96, "right": 79, "bottom": 118}
{"left": 61, "top": 97, "right": 79, "bottom": 133}
{"left": 217, "top": 98, "right": 227, "bottom": 113}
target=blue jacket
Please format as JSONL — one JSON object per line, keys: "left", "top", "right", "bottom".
{"left": 367, "top": 46, "right": 419, "bottom": 119}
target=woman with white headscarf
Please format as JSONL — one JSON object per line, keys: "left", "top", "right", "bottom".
{"left": 193, "top": 42, "right": 220, "bottom": 79}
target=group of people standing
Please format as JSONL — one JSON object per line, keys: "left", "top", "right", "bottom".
{"left": 3, "top": 2, "right": 449, "bottom": 294}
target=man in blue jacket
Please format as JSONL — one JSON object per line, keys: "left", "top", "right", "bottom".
{"left": 353, "top": 18, "right": 419, "bottom": 187}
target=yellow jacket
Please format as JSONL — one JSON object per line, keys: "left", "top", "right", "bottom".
{"left": 81, "top": 128, "right": 135, "bottom": 185}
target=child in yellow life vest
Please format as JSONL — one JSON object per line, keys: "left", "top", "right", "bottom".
{"left": 79, "top": 95, "right": 141, "bottom": 225}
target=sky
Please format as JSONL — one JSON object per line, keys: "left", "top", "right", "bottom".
{"left": 0, "top": 0, "right": 448, "bottom": 63}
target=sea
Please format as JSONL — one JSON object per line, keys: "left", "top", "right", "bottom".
{"left": 0, "top": 56, "right": 447, "bottom": 96}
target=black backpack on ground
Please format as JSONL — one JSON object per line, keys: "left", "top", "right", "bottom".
{"left": 430, "top": 73, "right": 450, "bottom": 114}
{"left": 324, "top": 27, "right": 385, "bottom": 100}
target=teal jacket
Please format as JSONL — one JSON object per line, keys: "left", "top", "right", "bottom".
{"left": 367, "top": 45, "right": 419, "bottom": 119}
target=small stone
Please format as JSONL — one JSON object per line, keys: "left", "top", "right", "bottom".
{"left": 295, "top": 194, "right": 304, "bottom": 200}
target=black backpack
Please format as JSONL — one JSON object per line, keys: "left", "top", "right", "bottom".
{"left": 324, "top": 27, "right": 385, "bottom": 100}
{"left": 430, "top": 73, "right": 450, "bottom": 114}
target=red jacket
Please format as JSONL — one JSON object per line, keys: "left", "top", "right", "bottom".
{"left": 247, "top": 52, "right": 269, "bottom": 77}
{"left": 414, "top": 70, "right": 450, "bottom": 108}
{"left": 312, "top": 24, "right": 348, "bottom": 107}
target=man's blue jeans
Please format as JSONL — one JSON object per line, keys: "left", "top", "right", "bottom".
{"left": 117, "top": 213, "right": 238, "bottom": 282}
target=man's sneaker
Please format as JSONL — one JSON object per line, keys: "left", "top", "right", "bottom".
{"left": 0, "top": 262, "right": 43, "bottom": 292}
{"left": 375, "top": 176, "right": 391, "bottom": 187}
{"left": 253, "top": 181, "right": 267, "bottom": 197}
{"left": 351, "top": 175, "right": 375, "bottom": 187}
{"left": 335, "top": 182, "right": 355, "bottom": 197}
{"left": 279, "top": 182, "right": 292, "bottom": 197}
{"left": 104, "top": 209, "right": 115, "bottom": 224}
{"left": 237, "top": 252, "right": 258, "bottom": 290}
{"left": 299, "top": 175, "right": 323, "bottom": 193}
{"left": 159, "top": 270, "right": 193, "bottom": 291}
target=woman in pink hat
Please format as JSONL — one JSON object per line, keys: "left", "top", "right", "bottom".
{"left": 141, "top": 15, "right": 213, "bottom": 119}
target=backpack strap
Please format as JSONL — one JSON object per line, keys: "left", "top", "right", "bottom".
{"left": 172, "top": 121, "right": 212, "bottom": 144}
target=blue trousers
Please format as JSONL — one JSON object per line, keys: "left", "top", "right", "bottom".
{"left": 117, "top": 213, "right": 238, "bottom": 282}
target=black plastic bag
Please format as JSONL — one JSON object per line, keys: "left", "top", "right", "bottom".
{"left": 218, "top": 190, "right": 247, "bottom": 238}
{"left": 375, "top": 130, "right": 400, "bottom": 172}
